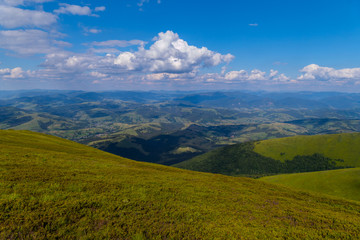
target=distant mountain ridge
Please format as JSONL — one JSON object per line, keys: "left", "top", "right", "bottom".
{"left": 2, "top": 90, "right": 360, "bottom": 165}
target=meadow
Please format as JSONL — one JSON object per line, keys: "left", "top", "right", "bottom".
{"left": 254, "top": 133, "right": 360, "bottom": 167}
{"left": 261, "top": 168, "right": 360, "bottom": 202}
{"left": 1, "top": 130, "right": 360, "bottom": 239}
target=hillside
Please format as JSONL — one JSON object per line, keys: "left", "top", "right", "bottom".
{"left": 1, "top": 130, "right": 360, "bottom": 239}
{"left": 254, "top": 133, "right": 360, "bottom": 167}
{"left": 174, "top": 133, "right": 360, "bottom": 177}
{"left": 260, "top": 168, "right": 360, "bottom": 202}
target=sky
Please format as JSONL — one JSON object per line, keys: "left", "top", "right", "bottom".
{"left": 1, "top": 0, "right": 360, "bottom": 91}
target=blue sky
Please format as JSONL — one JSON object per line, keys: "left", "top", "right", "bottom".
{"left": 1, "top": 0, "right": 360, "bottom": 91}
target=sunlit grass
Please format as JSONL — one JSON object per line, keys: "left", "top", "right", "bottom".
{"left": 1, "top": 130, "right": 360, "bottom": 239}
{"left": 254, "top": 132, "right": 360, "bottom": 166}
{"left": 261, "top": 168, "right": 360, "bottom": 202}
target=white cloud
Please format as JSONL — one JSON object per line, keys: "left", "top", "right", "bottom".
{"left": 224, "top": 70, "right": 248, "bottom": 81}
{"left": 248, "top": 69, "right": 266, "bottom": 80}
{"left": 0, "top": 67, "right": 24, "bottom": 78}
{"left": 89, "top": 71, "right": 107, "bottom": 78}
{"left": 0, "top": 68, "right": 10, "bottom": 74}
{"left": 143, "top": 72, "right": 196, "bottom": 81}
{"left": 17, "top": 31, "right": 233, "bottom": 87}
{"left": 53, "top": 40, "right": 72, "bottom": 48}
{"left": 88, "top": 28, "right": 101, "bottom": 34}
{"left": 107, "top": 30, "right": 234, "bottom": 73}
{"left": 273, "top": 73, "right": 290, "bottom": 82}
{"left": 8, "top": 30, "right": 235, "bottom": 86}
{"left": 91, "top": 40, "right": 146, "bottom": 48}
{"left": 81, "top": 26, "right": 102, "bottom": 35}
{"left": 0, "top": 5, "right": 57, "bottom": 28}
{"left": 113, "top": 52, "right": 137, "bottom": 70}
{"left": 249, "top": 23, "right": 258, "bottom": 27}
{"left": 0, "top": 29, "right": 65, "bottom": 55}
{"left": 225, "top": 69, "right": 266, "bottom": 81}
{"left": 269, "top": 69, "right": 278, "bottom": 78}
{"left": 41, "top": 53, "right": 96, "bottom": 73}
{"left": 54, "top": 3, "right": 99, "bottom": 17}
{"left": 0, "top": 0, "right": 53, "bottom": 6}
{"left": 298, "top": 64, "right": 360, "bottom": 82}
{"left": 224, "top": 69, "right": 290, "bottom": 83}
{"left": 94, "top": 6, "right": 105, "bottom": 12}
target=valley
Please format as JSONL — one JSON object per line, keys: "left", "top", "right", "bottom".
{"left": 2, "top": 90, "right": 360, "bottom": 165}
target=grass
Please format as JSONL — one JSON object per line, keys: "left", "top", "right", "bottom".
{"left": 174, "top": 140, "right": 348, "bottom": 177}
{"left": 1, "top": 130, "right": 360, "bottom": 239}
{"left": 253, "top": 132, "right": 360, "bottom": 167}
{"left": 260, "top": 168, "right": 360, "bottom": 202}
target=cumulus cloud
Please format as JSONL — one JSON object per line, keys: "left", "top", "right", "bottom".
{"left": 298, "top": 64, "right": 360, "bottom": 82}
{"left": 54, "top": 3, "right": 102, "bottom": 17}
{"left": 19, "top": 31, "right": 234, "bottom": 86}
{"left": 0, "top": 29, "right": 67, "bottom": 55}
{"left": 40, "top": 52, "right": 97, "bottom": 74}
{"left": 107, "top": 31, "right": 234, "bottom": 73}
{"left": 0, "top": 67, "right": 24, "bottom": 78}
{"left": 224, "top": 69, "right": 290, "bottom": 83}
{"left": 0, "top": 5, "right": 57, "bottom": 28}
{"left": 225, "top": 69, "right": 266, "bottom": 81}
{"left": 46, "top": 31, "right": 233, "bottom": 75}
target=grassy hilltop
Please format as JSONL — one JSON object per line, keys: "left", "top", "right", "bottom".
{"left": 1, "top": 130, "right": 360, "bottom": 239}
{"left": 175, "top": 133, "right": 360, "bottom": 177}
{"left": 253, "top": 133, "right": 360, "bottom": 167}
{"left": 261, "top": 168, "right": 360, "bottom": 202}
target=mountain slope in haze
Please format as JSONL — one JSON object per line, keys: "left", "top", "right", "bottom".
{"left": 1, "top": 130, "right": 360, "bottom": 239}
{"left": 260, "top": 168, "right": 360, "bottom": 202}
{"left": 174, "top": 133, "right": 360, "bottom": 177}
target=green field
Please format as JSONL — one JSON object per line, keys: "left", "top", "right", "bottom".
{"left": 261, "top": 168, "right": 360, "bottom": 202}
{"left": 254, "top": 133, "right": 360, "bottom": 167}
{"left": 1, "top": 130, "right": 360, "bottom": 239}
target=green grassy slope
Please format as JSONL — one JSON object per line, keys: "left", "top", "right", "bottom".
{"left": 261, "top": 168, "right": 360, "bottom": 202}
{"left": 1, "top": 130, "right": 360, "bottom": 239}
{"left": 175, "top": 133, "right": 360, "bottom": 177}
{"left": 254, "top": 133, "right": 360, "bottom": 167}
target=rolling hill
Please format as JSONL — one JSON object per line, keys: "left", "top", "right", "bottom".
{"left": 1, "top": 130, "right": 360, "bottom": 238}
{"left": 253, "top": 132, "right": 360, "bottom": 167}
{"left": 174, "top": 133, "right": 360, "bottom": 177}
{"left": 260, "top": 168, "right": 360, "bottom": 202}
